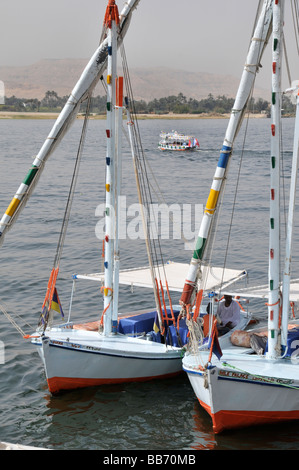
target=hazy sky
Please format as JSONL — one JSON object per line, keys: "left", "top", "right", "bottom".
{"left": 0, "top": 0, "right": 298, "bottom": 88}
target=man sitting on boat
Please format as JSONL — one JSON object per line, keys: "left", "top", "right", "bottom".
{"left": 216, "top": 295, "right": 241, "bottom": 336}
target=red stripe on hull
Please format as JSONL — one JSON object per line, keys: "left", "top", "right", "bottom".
{"left": 198, "top": 398, "right": 299, "bottom": 433}
{"left": 48, "top": 370, "right": 182, "bottom": 394}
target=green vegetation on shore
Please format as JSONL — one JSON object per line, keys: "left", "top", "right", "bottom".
{"left": 0, "top": 90, "right": 295, "bottom": 116}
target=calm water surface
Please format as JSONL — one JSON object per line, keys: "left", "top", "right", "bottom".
{"left": 0, "top": 116, "right": 299, "bottom": 450}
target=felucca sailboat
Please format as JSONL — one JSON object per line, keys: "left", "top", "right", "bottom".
{"left": 28, "top": 0, "right": 185, "bottom": 393}
{"left": 0, "top": 0, "right": 249, "bottom": 394}
{"left": 182, "top": 0, "right": 299, "bottom": 433}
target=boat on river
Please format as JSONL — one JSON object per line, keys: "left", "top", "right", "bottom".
{"left": 182, "top": 0, "right": 299, "bottom": 433}
{"left": 0, "top": 0, "right": 249, "bottom": 394}
{"left": 159, "top": 131, "right": 199, "bottom": 151}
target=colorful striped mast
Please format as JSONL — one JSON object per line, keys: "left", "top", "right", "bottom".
{"left": 180, "top": 0, "right": 273, "bottom": 312}
{"left": 103, "top": 0, "right": 120, "bottom": 336}
{"left": 112, "top": 76, "right": 124, "bottom": 333}
{"left": 0, "top": 0, "right": 140, "bottom": 248}
{"left": 267, "top": 0, "right": 284, "bottom": 358}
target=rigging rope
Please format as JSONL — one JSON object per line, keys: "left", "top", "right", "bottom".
{"left": 209, "top": 4, "right": 271, "bottom": 298}
{"left": 119, "top": 39, "right": 180, "bottom": 337}
{"left": 0, "top": 299, "right": 35, "bottom": 338}
{"left": 53, "top": 95, "right": 92, "bottom": 270}
{"left": 120, "top": 46, "right": 163, "bottom": 266}
{"left": 39, "top": 96, "right": 92, "bottom": 329}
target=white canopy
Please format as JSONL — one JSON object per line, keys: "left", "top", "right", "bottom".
{"left": 73, "top": 261, "right": 247, "bottom": 293}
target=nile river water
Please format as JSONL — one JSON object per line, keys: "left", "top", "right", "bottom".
{"left": 0, "top": 116, "right": 299, "bottom": 450}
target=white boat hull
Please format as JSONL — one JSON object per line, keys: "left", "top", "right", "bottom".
{"left": 183, "top": 350, "right": 299, "bottom": 433}
{"left": 32, "top": 329, "right": 183, "bottom": 394}
{"left": 159, "top": 145, "right": 197, "bottom": 151}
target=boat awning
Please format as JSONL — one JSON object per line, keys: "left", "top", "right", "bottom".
{"left": 73, "top": 261, "right": 247, "bottom": 293}
{"left": 226, "top": 279, "right": 299, "bottom": 302}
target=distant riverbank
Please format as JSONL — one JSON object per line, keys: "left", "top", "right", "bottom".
{"left": 0, "top": 111, "right": 268, "bottom": 120}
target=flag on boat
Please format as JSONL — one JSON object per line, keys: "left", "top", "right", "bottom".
{"left": 50, "top": 288, "right": 64, "bottom": 318}
{"left": 153, "top": 311, "right": 160, "bottom": 334}
{"left": 194, "top": 138, "right": 199, "bottom": 147}
{"left": 207, "top": 319, "right": 222, "bottom": 360}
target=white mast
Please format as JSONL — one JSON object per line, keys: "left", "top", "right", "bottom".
{"left": 267, "top": 0, "right": 284, "bottom": 359}
{"left": 281, "top": 83, "right": 299, "bottom": 351}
